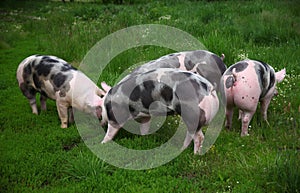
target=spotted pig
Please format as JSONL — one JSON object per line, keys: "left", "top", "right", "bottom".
{"left": 16, "top": 55, "right": 105, "bottom": 128}
{"left": 120, "top": 50, "right": 226, "bottom": 91}
{"left": 100, "top": 68, "right": 219, "bottom": 154}
{"left": 221, "top": 59, "right": 286, "bottom": 136}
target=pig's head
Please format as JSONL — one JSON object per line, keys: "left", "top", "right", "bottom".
{"left": 98, "top": 82, "right": 112, "bottom": 126}
{"left": 87, "top": 82, "right": 112, "bottom": 123}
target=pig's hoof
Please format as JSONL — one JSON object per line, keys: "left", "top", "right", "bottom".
{"left": 194, "top": 150, "right": 201, "bottom": 155}
{"left": 241, "top": 132, "right": 249, "bottom": 137}
{"left": 101, "top": 139, "right": 108, "bottom": 144}
{"left": 61, "top": 124, "right": 68, "bottom": 129}
{"left": 140, "top": 131, "right": 148, "bottom": 136}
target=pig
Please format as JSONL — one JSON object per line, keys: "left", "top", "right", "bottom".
{"left": 16, "top": 55, "right": 106, "bottom": 128}
{"left": 119, "top": 50, "right": 226, "bottom": 91}
{"left": 221, "top": 59, "right": 286, "bottom": 136}
{"left": 100, "top": 68, "right": 219, "bottom": 154}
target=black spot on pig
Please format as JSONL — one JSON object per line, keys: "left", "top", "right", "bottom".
{"left": 175, "top": 103, "right": 181, "bottom": 114}
{"left": 141, "top": 92, "right": 154, "bottom": 109}
{"left": 197, "top": 109, "right": 207, "bottom": 129}
{"left": 226, "top": 62, "right": 248, "bottom": 75}
{"left": 61, "top": 63, "right": 77, "bottom": 71}
{"left": 256, "top": 60, "right": 269, "bottom": 71}
{"left": 160, "top": 85, "right": 173, "bottom": 103}
{"left": 24, "top": 64, "right": 32, "bottom": 75}
{"left": 268, "top": 71, "right": 275, "bottom": 90}
{"left": 143, "top": 80, "right": 155, "bottom": 92}
{"left": 30, "top": 60, "right": 36, "bottom": 68}
{"left": 129, "top": 105, "right": 138, "bottom": 117}
{"left": 130, "top": 86, "right": 141, "bottom": 101}
{"left": 212, "top": 55, "right": 227, "bottom": 74}
{"left": 53, "top": 73, "right": 67, "bottom": 88}
{"left": 33, "top": 73, "right": 41, "bottom": 89}
{"left": 255, "top": 64, "right": 267, "bottom": 92}
{"left": 184, "top": 60, "right": 195, "bottom": 70}
{"left": 42, "top": 57, "right": 59, "bottom": 64}
{"left": 225, "top": 76, "right": 235, "bottom": 88}
{"left": 35, "top": 62, "right": 54, "bottom": 76}
{"left": 140, "top": 80, "right": 155, "bottom": 109}
{"left": 105, "top": 102, "right": 117, "bottom": 123}
{"left": 234, "top": 62, "right": 248, "bottom": 72}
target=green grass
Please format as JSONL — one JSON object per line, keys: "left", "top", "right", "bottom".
{"left": 0, "top": 0, "right": 300, "bottom": 192}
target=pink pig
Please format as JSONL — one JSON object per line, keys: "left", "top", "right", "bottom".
{"left": 16, "top": 55, "right": 106, "bottom": 128}
{"left": 221, "top": 59, "right": 286, "bottom": 136}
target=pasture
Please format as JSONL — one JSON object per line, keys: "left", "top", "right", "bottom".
{"left": 0, "top": 0, "right": 299, "bottom": 192}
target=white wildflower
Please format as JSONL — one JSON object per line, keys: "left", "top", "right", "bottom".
{"left": 159, "top": 15, "right": 171, "bottom": 20}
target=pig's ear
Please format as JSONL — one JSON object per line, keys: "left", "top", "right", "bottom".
{"left": 101, "top": 82, "right": 111, "bottom": 92}
{"left": 96, "top": 88, "right": 106, "bottom": 96}
{"left": 275, "top": 68, "right": 286, "bottom": 83}
{"left": 221, "top": 53, "right": 225, "bottom": 61}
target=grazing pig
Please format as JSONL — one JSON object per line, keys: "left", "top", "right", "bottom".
{"left": 221, "top": 59, "right": 286, "bottom": 136}
{"left": 100, "top": 68, "right": 219, "bottom": 154}
{"left": 120, "top": 50, "right": 226, "bottom": 91}
{"left": 16, "top": 55, "right": 106, "bottom": 128}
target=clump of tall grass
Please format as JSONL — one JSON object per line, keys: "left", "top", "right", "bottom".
{"left": 62, "top": 151, "right": 114, "bottom": 181}
{"left": 267, "top": 150, "right": 300, "bottom": 193}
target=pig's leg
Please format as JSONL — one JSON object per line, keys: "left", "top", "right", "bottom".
{"left": 68, "top": 107, "right": 74, "bottom": 124}
{"left": 260, "top": 98, "right": 271, "bottom": 121}
{"left": 29, "top": 98, "right": 38, "bottom": 115}
{"left": 193, "top": 129, "right": 204, "bottom": 155}
{"left": 182, "top": 131, "right": 193, "bottom": 151}
{"left": 225, "top": 106, "right": 234, "bottom": 130}
{"left": 139, "top": 117, "right": 151, "bottom": 135}
{"left": 238, "top": 110, "right": 243, "bottom": 120}
{"left": 40, "top": 94, "right": 47, "bottom": 111}
{"left": 21, "top": 86, "right": 38, "bottom": 114}
{"left": 181, "top": 107, "right": 205, "bottom": 152}
{"left": 101, "top": 124, "right": 121, "bottom": 143}
{"left": 56, "top": 100, "right": 69, "bottom": 128}
{"left": 240, "top": 111, "right": 254, "bottom": 136}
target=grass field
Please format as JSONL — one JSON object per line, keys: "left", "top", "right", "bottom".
{"left": 0, "top": 0, "right": 300, "bottom": 192}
